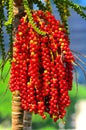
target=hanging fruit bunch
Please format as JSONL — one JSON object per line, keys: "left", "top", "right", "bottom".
{"left": 9, "top": 9, "right": 74, "bottom": 122}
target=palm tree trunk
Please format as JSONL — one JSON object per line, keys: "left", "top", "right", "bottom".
{"left": 12, "top": 91, "right": 24, "bottom": 130}
{"left": 23, "top": 111, "right": 32, "bottom": 130}
{"left": 12, "top": 1, "right": 24, "bottom": 130}
{"left": 12, "top": 1, "right": 32, "bottom": 130}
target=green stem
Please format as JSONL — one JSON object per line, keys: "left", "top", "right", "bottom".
{"left": 5, "top": 0, "right": 13, "bottom": 25}
{"left": 23, "top": 0, "right": 46, "bottom": 35}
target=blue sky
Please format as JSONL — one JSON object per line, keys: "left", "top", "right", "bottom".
{"left": 72, "top": 0, "right": 86, "bottom": 6}
{"left": 41, "top": 0, "right": 86, "bottom": 6}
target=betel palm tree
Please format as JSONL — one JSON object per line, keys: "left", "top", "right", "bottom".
{"left": 12, "top": 1, "right": 32, "bottom": 130}
{"left": 0, "top": 0, "right": 86, "bottom": 130}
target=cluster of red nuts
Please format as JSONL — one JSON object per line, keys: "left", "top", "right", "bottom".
{"left": 10, "top": 10, "right": 74, "bottom": 122}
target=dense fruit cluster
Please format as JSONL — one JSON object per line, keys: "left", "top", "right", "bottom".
{"left": 10, "top": 10, "right": 74, "bottom": 122}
